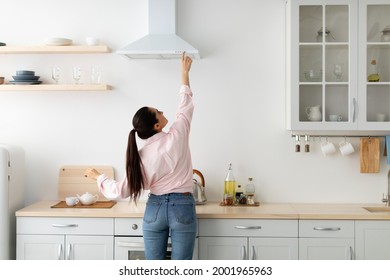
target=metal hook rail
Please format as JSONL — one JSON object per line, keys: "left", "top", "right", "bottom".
{"left": 291, "top": 134, "right": 387, "bottom": 139}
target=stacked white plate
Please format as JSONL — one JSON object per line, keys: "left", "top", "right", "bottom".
{"left": 45, "top": 37, "right": 72, "bottom": 46}
{"left": 9, "top": 70, "right": 42, "bottom": 85}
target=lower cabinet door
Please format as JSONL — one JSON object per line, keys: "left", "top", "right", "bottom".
{"left": 355, "top": 221, "right": 390, "bottom": 260}
{"left": 67, "top": 235, "right": 113, "bottom": 260}
{"left": 17, "top": 234, "right": 65, "bottom": 260}
{"left": 17, "top": 234, "right": 113, "bottom": 260}
{"left": 299, "top": 238, "right": 354, "bottom": 260}
{"left": 250, "top": 238, "right": 298, "bottom": 260}
{"left": 199, "top": 237, "right": 247, "bottom": 260}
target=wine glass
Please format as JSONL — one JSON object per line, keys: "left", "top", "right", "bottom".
{"left": 73, "top": 67, "right": 82, "bottom": 84}
{"left": 333, "top": 64, "right": 343, "bottom": 81}
{"left": 90, "top": 67, "right": 102, "bottom": 84}
{"left": 51, "top": 67, "right": 61, "bottom": 84}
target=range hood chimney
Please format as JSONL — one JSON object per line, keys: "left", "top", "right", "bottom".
{"left": 117, "top": 0, "right": 200, "bottom": 59}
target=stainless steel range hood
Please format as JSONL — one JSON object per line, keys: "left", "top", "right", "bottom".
{"left": 117, "top": 0, "right": 200, "bottom": 59}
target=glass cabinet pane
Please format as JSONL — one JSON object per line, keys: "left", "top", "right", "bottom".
{"left": 300, "top": 6, "right": 322, "bottom": 43}
{"left": 325, "top": 45, "right": 349, "bottom": 82}
{"left": 300, "top": 46, "right": 322, "bottom": 82}
{"left": 367, "top": 5, "right": 390, "bottom": 42}
{"left": 299, "top": 85, "right": 323, "bottom": 122}
{"left": 325, "top": 85, "right": 349, "bottom": 122}
{"left": 325, "top": 5, "right": 349, "bottom": 43}
{"left": 366, "top": 85, "right": 390, "bottom": 122}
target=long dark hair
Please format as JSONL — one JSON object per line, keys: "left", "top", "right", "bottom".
{"left": 126, "top": 107, "right": 158, "bottom": 201}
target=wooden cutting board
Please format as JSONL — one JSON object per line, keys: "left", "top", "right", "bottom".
{"left": 58, "top": 165, "right": 114, "bottom": 200}
{"left": 360, "top": 138, "right": 380, "bottom": 173}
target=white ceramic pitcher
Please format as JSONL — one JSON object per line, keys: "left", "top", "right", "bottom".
{"left": 305, "top": 105, "right": 322, "bottom": 121}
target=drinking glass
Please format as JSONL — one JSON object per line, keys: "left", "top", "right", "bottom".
{"left": 73, "top": 67, "right": 82, "bottom": 84}
{"left": 333, "top": 64, "right": 343, "bottom": 81}
{"left": 51, "top": 67, "right": 61, "bottom": 84}
{"left": 90, "top": 67, "right": 102, "bottom": 84}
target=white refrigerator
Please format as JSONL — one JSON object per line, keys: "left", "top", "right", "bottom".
{"left": 0, "top": 144, "right": 25, "bottom": 260}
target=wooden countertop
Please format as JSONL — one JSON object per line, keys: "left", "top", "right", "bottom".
{"left": 15, "top": 201, "right": 390, "bottom": 220}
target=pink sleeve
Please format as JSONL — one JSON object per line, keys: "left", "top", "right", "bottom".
{"left": 97, "top": 174, "right": 130, "bottom": 200}
{"left": 171, "top": 85, "right": 194, "bottom": 133}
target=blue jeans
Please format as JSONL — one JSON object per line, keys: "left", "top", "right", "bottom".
{"left": 143, "top": 193, "right": 197, "bottom": 260}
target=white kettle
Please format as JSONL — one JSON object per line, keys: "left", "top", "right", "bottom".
{"left": 76, "top": 192, "right": 99, "bottom": 205}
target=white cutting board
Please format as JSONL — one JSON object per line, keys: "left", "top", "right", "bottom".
{"left": 58, "top": 165, "right": 114, "bottom": 200}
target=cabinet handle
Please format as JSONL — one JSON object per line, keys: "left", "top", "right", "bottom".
{"left": 241, "top": 246, "right": 246, "bottom": 260}
{"left": 234, "top": 225, "right": 262, "bottom": 230}
{"left": 52, "top": 224, "right": 78, "bottom": 228}
{"left": 352, "top": 98, "right": 356, "bottom": 122}
{"left": 252, "top": 245, "right": 256, "bottom": 260}
{"left": 57, "top": 244, "right": 62, "bottom": 260}
{"left": 349, "top": 246, "right": 353, "bottom": 260}
{"left": 313, "top": 227, "right": 341, "bottom": 231}
{"left": 66, "top": 244, "right": 72, "bottom": 260}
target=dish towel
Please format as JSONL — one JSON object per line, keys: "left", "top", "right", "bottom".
{"left": 386, "top": 136, "right": 390, "bottom": 164}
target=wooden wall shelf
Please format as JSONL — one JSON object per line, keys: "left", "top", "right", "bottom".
{"left": 0, "top": 84, "right": 111, "bottom": 91}
{"left": 0, "top": 45, "right": 111, "bottom": 54}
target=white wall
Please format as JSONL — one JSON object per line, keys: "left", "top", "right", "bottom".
{"left": 0, "top": 0, "right": 388, "bottom": 205}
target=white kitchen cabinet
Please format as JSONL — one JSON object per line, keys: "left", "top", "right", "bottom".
{"left": 198, "top": 219, "right": 298, "bottom": 260}
{"left": 286, "top": 0, "right": 390, "bottom": 131}
{"left": 16, "top": 217, "right": 114, "bottom": 260}
{"left": 299, "top": 220, "right": 354, "bottom": 260}
{"left": 355, "top": 220, "right": 390, "bottom": 259}
{"left": 357, "top": 0, "right": 390, "bottom": 129}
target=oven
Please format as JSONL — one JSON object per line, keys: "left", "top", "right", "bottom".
{"left": 115, "top": 236, "right": 172, "bottom": 260}
{"left": 114, "top": 218, "right": 198, "bottom": 260}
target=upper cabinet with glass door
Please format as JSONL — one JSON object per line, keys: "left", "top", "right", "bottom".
{"left": 358, "top": 0, "right": 390, "bottom": 130}
{"left": 286, "top": 0, "right": 358, "bottom": 131}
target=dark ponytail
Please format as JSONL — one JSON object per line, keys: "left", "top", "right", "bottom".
{"left": 126, "top": 107, "right": 158, "bottom": 201}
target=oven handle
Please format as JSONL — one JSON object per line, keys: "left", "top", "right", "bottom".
{"left": 116, "top": 241, "right": 172, "bottom": 249}
{"left": 117, "top": 242, "right": 145, "bottom": 249}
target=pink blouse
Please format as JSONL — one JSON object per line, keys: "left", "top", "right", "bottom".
{"left": 97, "top": 85, "right": 194, "bottom": 200}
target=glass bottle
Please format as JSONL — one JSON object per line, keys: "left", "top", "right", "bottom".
{"left": 368, "top": 59, "right": 380, "bottom": 82}
{"left": 235, "top": 184, "right": 243, "bottom": 202}
{"left": 245, "top": 178, "right": 256, "bottom": 205}
{"left": 223, "top": 163, "right": 236, "bottom": 205}
{"left": 245, "top": 178, "right": 255, "bottom": 195}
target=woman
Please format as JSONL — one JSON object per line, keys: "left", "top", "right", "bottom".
{"left": 84, "top": 52, "right": 196, "bottom": 260}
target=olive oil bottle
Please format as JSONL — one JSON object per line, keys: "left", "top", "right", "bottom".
{"left": 223, "top": 163, "right": 236, "bottom": 205}
{"left": 368, "top": 59, "right": 380, "bottom": 82}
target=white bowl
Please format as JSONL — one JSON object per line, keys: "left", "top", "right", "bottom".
{"left": 45, "top": 37, "right": 72, "bottom": 46}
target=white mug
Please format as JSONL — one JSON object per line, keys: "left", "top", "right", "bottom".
{"left": 339, "top": 140, "right": 355, "bottom": 156}
{"left": 329, "top": 114, "right": 342, "bottom": 122}
{"left": 321, "top": 140, "right": 336, "bottom": 156}
{"left": 65, "top": 196, "right": 79, "bottom": 206}
{"left": 86, "top": 37, "right": 99, "bottom": 46}
{"left": 376, "top": 113, "right": 386, "bottom": 122}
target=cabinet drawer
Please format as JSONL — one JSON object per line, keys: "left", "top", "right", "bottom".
{"left": 199, "top": 219, "right": 298, "bottom": 237}
{"left": 115, "top": 218, "right": 143, "bottom": 236}
{"left": 299, "top": 220, "right": 354, "bottom": 238}
{"left": 17, "top": 217, "right": 114, "bottom": 235}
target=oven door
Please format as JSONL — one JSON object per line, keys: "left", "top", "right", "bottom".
{"left": 114, "top": 236, "right": 172, "bottom": 260}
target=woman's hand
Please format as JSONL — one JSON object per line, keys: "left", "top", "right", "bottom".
{"left": 84, "top": 168, "right": 101, "bottom": 181}
{"left": 181, "top": 51, "right": 192, "bottom": 86}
